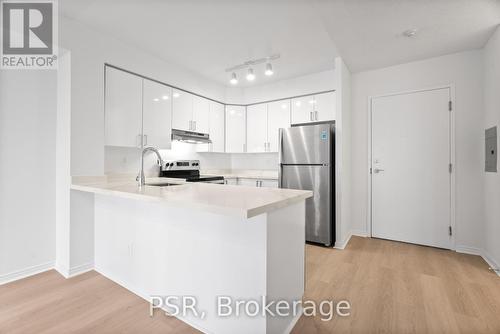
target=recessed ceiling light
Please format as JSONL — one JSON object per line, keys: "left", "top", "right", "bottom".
{"left": 246, "top": 68, "right": 255, "bottom": 81}
{"left": 265, "top": 63, "right": 274, "bottom": 76}
{"left": 230, "top": 72, "right": 238, "bottom": 85}
{"left": 173, "top": 92, "right": 180, "bottom": 98}
{"left": 403, "top": 28, "right": 418, "bottom": 38}
{"left": 162, "top": 95, "right": 169, "bottom": 100}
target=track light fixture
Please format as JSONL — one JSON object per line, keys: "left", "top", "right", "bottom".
{"left": 225, "top": 54, "right": 280, "bottom": 84}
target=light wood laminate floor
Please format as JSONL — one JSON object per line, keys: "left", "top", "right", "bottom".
{"left": 1, "top": 236, "right": 499, "bottom": 333}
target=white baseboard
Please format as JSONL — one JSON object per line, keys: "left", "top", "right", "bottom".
{"left": 68, "top": 262, "right": 94, "bottom": 277}
{"left": 283, "top": 305, "right": 303, "bottom": 334}
{"left": 455, "top": 245, "right": 482, "bottom": 256}
{"left": 482, "top": 249, "right": 500, "bottom": 277}
{"left": 334, "top": 233, "right": 352, "bottom": 250}
{"left": 0, "top": 261, "right": 54, "bottom": 285}
{"left": 335, "top": 229, "right": 369, "bottom": 250}
{"left": 351, "top": 229, "right": 369, "bottom": 237}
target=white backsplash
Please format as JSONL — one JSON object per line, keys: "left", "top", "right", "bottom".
{"left": 230, "top": 153, "right": 279, "bottom": 170}
{"left": 105, "top": 142, "right": 278, "bottom": 176}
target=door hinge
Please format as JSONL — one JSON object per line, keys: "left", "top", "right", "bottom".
{"left": 449, "top": 226, "right": 453, "bottom": 236}
{"left": 449, "top": 163, "right": 453, "bottom": 173}
{"left": 448, "top": 101, "right": 452, "bottom": 111}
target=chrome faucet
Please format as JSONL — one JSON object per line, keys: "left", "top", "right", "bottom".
{"left": 137, "top": 146, "right": 163, "bottom": 187}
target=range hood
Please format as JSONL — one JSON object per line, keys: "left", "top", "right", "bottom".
{"left": 171, "top": 129, "right": 211, "bottom": 144}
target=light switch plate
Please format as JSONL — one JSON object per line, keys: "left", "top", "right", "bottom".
{"left": 485, "top": 126, "right": 497, "bottom": 173}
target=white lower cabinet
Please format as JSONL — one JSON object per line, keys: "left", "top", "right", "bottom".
{"left": 235, "top": 178, "right": 278, "bottom": 188}
{"left": 224, "top": 178, "right": 238, "bottom": 185}
{"left": 260, "top": 180, "right": 279, "bottom": 188}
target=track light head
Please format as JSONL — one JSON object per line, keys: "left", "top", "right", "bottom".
{"left": 246, "top": 68, "right": 255, "bottom": 81}
{"left": 265, "top": 63, "right": 274, "bottom": 76}
{"left": 230, "top": 72, "right": 238, "bottom": 85}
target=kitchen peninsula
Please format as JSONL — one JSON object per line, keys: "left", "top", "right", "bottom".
{"left": 71, "top": 178, "right": 312, "bottom": 334}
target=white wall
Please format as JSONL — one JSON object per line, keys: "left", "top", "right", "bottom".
{"left": 0, "top": 70, "right": 57, "bottom": 283}
{"left": 334, "top": 57, "right": 352, "bottom": 247}
{"left": 60, "top": 16, "right": 228, "bottom": 177}
{"left": 240, "top": 69, "right": 336, "bottom": 105}
{"left": 351, "top": 50, "right": 485, "bottom": 250}
{"left": 483, "top": 27, "right": 500, "bottom": 268}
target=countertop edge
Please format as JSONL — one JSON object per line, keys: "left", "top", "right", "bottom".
{"left": 70, "top": 183, "right": 311, "bottom": 219}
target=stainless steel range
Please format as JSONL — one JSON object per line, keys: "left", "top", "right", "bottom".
{"left": 160, "top": 160, "right": 224, "bottom": 184}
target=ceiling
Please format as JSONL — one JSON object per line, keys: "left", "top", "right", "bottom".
{"left": 60, "top": 0, "right": 500, "bottom": 87}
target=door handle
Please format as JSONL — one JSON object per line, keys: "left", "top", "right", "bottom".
{"left": 373, "top": 168, "right": 385, "bottom": 173}
{"left": 309, "top": 111, "right": 313, "bottom": 121}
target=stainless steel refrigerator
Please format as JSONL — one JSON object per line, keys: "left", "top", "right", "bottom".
{"left": 279, "top": 122, "right": 335, "bottom": 247}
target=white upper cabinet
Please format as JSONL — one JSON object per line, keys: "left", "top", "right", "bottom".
{"left": 105, "top": 67, "right": 143, "bottom": 147}
{"left": 209, "top": 102, "right": 225, "bottom": 152}
{"left": 142, "top": 79, "right": 172, "bottom": 149}
{"left": 291, "top": 96, "right": 314, "bottom": 124}
{"left": 225, "top": 105, "right": 246, "bottom": 153}
{"left": 192, "top": 95, "right": 210, "bottom": 133}
{"left": 291, "top": 92, "right": 336, "bottom": 124}
{"left": 246, "top": 103, "right": 268, "bottom": 153}
{"left": 313, "top": 91, "right": 336, "bottom": 122}
{"left": 172, "top": 89, "right": 193, "bottom": 131}
{"left": 267, "top": 100, "right": 290, "bottom": 152}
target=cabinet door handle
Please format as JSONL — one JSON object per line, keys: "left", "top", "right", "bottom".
{"left": 143, "top": 134, "right": 148, "bottom": 146}
{"left": 193, "top": 121, "right": 196, "bottom": 131}
{"left": 309, "top": 111, "right": 313, "bottom": 121}
{"left": 314, "top": 111, "right": 318, "bottom": 121}
{"left": 137, "top": 134, "right": 142, "bottom": 148}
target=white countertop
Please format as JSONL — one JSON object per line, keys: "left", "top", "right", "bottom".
{"left": 71, "top": 177, "right": 311, "bottom": 219}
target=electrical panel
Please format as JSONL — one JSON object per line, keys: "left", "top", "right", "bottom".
{"left": 485, "top": 126, "right": 497, "bottom": 173}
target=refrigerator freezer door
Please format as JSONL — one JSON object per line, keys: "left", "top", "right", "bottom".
{"left": 281, "top": 165, "right": 332, "bottom": 245}
{"left": 280, "top": 123, "right": 332, "bottom": 165}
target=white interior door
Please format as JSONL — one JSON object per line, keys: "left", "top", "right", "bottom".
{"left": 371, "top": 88, "right": 452, "bottom": 249}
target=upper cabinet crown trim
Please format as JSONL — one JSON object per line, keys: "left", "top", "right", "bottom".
{"left": 105, "top": 63, "right": 335, "bottom": 108}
